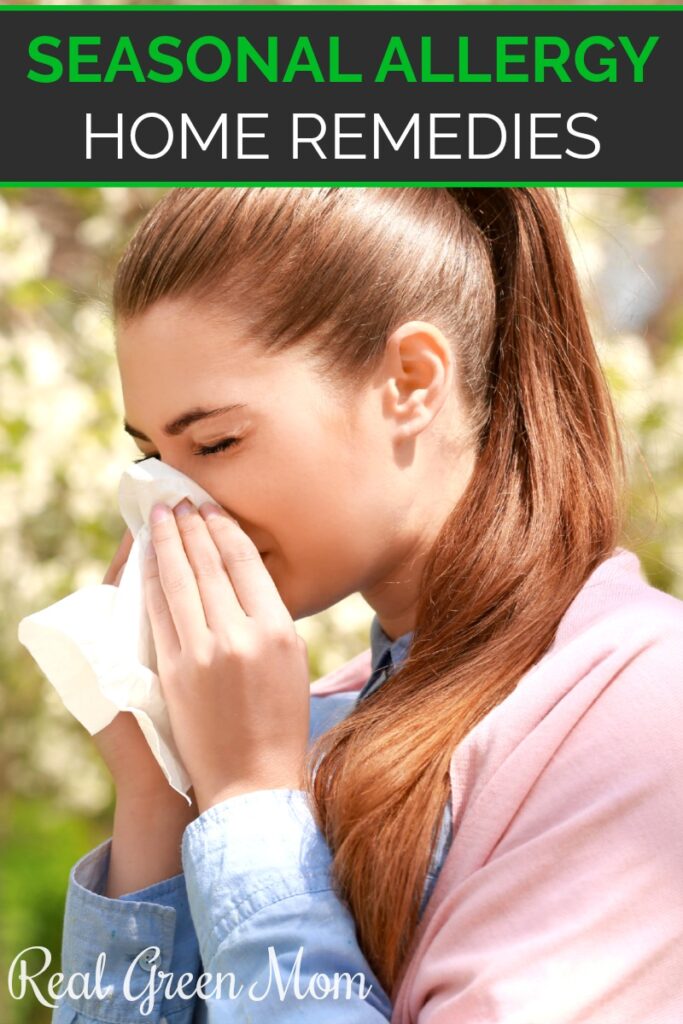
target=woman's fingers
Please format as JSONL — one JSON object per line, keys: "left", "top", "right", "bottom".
{"left": 199, "top": 503, "right": 290, "bottom": 628}
{"left": 172, "top": 500, "right": 244, "bottom": 630}
{"left": 142, "top": 541, "right": 181, "bottom": 663}
{"left": 147, "top": 498, "right": 292, "bottom": 649}
{"left": 148, "top": 504, "right": 209, "bottom": 648}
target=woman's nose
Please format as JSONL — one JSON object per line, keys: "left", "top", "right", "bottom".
{"left": 158, "top": 456, "right": 237, "bottom": 520}
{"left": 156, "top": 452, "right": 204, "bottom": 486}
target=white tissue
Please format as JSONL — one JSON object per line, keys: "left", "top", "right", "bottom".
{"left": 17, "top": 458, "right": 218, "bottom": 803}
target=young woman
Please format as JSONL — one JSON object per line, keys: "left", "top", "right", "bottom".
{"left": 52, "top": 187, "right": 683, "bottom": 1023}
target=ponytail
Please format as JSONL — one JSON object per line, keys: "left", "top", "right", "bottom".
{"left": 306, "top": 188, "right": 626, "bottom": 997}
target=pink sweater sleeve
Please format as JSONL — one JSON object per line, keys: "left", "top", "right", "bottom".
{"left": 393, "top": 588, "right": 683, "bottom": 1022}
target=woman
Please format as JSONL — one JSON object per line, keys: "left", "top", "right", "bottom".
{"left": 53, "top": 187, "right": 683, "bottom": 1022}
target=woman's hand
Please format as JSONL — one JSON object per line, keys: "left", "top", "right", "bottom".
{"left": 144, "top": 498, "right": 311, "bottom": 815}
{"left": 94, "top": 710, "right": 196, "bottom": 809}
{"left": 94, "top": 526, "right": 197, "bottom": 808}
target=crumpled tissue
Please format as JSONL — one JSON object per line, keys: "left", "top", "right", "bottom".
{"left": 17, "top": 458, "right": 217, "bottom": 803}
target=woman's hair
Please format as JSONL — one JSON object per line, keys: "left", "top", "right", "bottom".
{"left": 114, "top": 187, "right": 626, "bottom": 997}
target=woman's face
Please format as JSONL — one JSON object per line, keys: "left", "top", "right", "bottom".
{"left": 116, "top": 296, "right": 473, "bottom": 634}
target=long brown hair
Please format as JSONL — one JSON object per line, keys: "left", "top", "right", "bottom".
{"left": 114, "top": 187, "right": 626, "bottom": 998}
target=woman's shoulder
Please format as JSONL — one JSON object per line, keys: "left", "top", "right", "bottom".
{"left": 445, "top": 548, "right": 683, "bottom": 854}
{"left": 548, "top": 546, "right": 683, "bottom": 717}
{"left": 489, "top": 546, "right": 681, "bottom": 727}
{"left": 554, "top": 545, "right": 683, "bottom": 652}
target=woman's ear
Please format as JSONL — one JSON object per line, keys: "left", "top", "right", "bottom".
{"left": 382, "top": 320, "right": 455, "bottom": 441}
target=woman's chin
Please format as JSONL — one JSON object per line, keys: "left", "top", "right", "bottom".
{"left": 263, "top": 560, "right": 336, "bottom": 622}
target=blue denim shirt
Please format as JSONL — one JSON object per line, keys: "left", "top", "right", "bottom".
{"left": 52, "top": 617, "right": 453, "bottom": 1023}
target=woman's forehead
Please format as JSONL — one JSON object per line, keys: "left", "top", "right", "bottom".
{"left": 118, "top": 304, "right": 342, "bottom": 423}
{"left": 116, "top": 297, "right": 253, "bottom": 358}
{"left": 116, "top": 296, "right": 347, "bottom": 392}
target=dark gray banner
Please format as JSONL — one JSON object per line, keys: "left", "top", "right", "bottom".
{"left": 0, "top": 5, "right": 680, "bottom": 183}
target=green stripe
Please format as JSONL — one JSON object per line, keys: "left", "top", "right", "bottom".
{"left": 2, "top": 4, "right": 683, "bottom": 11}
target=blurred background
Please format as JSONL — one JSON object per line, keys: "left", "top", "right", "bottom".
{"left": 1, "top": 186, "right": 682, "bottom": 1022}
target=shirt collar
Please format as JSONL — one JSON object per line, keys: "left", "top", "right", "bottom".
{"left": 369, "top": 613, "right": 413, "bottom": 673}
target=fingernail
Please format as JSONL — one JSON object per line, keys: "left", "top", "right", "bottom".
{"left": 174, "top": 499, "right": 194, "bottom": 518}
{"left": 150, "top": 503, "right": 170, "bottom": 523}
{"left": 199, "top": 503, "right": 223, "bottom": 519}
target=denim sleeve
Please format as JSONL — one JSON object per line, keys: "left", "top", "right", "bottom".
{"left": 51, "top": 835, "right": 202, "bottom": 1024}
{"left": 52, "top": 691, "right": 430, "bottom": 1023}
{"left": 180, "top": 788, "right": 393, "bottom": 1021}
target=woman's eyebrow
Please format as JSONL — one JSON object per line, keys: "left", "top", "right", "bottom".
{"left": 124, "top": 404, "right": 248, "bottom": 442}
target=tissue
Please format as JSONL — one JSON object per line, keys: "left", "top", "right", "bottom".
{"left": 17, "top": 458, "right": 218, "bottom": 803}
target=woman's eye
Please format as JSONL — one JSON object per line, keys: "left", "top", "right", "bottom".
{"left": 193, "top": 437, "right": 243, "bottom": 457}
{"left": 132, "top": 438, "right": 242, "bottom": 464}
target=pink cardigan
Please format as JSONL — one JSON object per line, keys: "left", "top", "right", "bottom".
{"left": 310, "top": 547, "right": 683, "bottom": 1022}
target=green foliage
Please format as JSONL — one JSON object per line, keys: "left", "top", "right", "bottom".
{"left": 0, "top": 798, "right": 111, "bottom": 1024}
